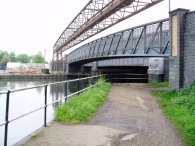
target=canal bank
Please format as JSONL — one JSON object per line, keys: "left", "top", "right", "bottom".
{"left": 18, "top": 84, "right": 183, "bottom": 146}
{"left": 0, "top": 75, "right": 98, "bottom": 146}
{"left": 0, "top": 74, "right": 65, "bottom": 80}
{"left": 0, "top": 74, "right": 90, "bottom": 81}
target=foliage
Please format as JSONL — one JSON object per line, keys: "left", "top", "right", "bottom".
{"left": 146, "top": 81, "right": 169, "bottom": 87}
{"left": 31, "top": 52, "right": 44, "bottom": 63}
{"left": 0, "top": 54, "right": 10, "bottom": 66}
{"left": 0, "top": 50, "right": 45, "bottom": 67}
{"left": 9, "top": 52, "right": 16, "bottom": 62}
{"left": 16, "top": 54, "right": 30, "bottom": 63}
{"left": 152, "top": 83, "right": 195, "bottom": 146}
{"left": 0, "top": 50, "right": 6, "bottom": 62}
{"left": 54, "top": 78, "right": 111, "bottom": 124}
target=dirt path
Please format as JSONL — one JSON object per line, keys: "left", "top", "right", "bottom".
{"left": 19, "top": 83, "right": 184, "bottom": 146}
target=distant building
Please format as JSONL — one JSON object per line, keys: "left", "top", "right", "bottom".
{"left": 6, "top": 62, "right": 49, "bottom": 74}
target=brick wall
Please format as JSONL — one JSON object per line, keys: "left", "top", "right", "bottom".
{"left": 184, "top": 12, "right": 195, "bottom": 85}
{"left": 169, "top": 9, "right": 195, "bottom": 90}
{"left": 169, "top": 9, "right": 189, "bottom": 90}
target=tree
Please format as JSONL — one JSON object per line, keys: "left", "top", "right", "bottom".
{"left": 31, "top": 52, "right": 44, "bottom": 63}
{"left": 9, "top": 52, "right": 16, "bottom": 62}
{"left": 0, "top": 54, "right": 10, "bottom": 66}
{"left": 0, "top": 50, "right": 5, "bottom": 62}
{"left": 16, "top": 54, "right": 30, "bottom": 63}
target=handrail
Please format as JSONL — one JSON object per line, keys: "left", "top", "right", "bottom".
{"left": 0, "top": 75, "right": 101, "bottom": 146}
{"left": 0, "top": 75, "right": 100, "bottom": 94}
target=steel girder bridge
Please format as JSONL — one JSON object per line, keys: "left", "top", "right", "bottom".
{"left": 53, "top": 0, "right": 164, "bottom": 61}
{"left": 66, "top": 18, "right": 169, "bottom": 65}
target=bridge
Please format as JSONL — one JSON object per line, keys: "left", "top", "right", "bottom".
{"left": 51, "top": 0, "right": 195, "bottom": 90}
{"left": 63, "top": 18, "right": 170, "bottom": 83}
{"left": 67, "top": 18, "right": 169, "bottom": 64}
{"left": 53, "top": 0, "right": 164, "bottom": 60}
{"left": 51, "top": 0, "right": 169, "bottom": 78}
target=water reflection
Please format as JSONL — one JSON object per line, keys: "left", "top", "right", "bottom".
{"left": 0, "top": 78, "right": 91, "bottom": 146}
{"left": 50, "top": 83, "right": 65, "bottom": 108}
{"left": 0, "top": 80, "right": 59, "bottom": 146}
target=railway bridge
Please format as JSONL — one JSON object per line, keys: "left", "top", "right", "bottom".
{"left": 64, "top": 18, "right": 170, "bottom": 83}
{"left": 51, "top": 0, "right": 195, "bottom": 90}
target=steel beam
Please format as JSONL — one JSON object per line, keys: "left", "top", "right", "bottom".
{"left": 66, "top": 18, "right": 169, "bottom": 64}
{"left": 53, "top": 0, "right": 164, "bottom": 60}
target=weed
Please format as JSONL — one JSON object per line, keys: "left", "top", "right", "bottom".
{"left": 54, "top": 78, "right": 111, "bottom": 124}
{"left": 147, "top": 81, "right": 169, "bottom": 88}
{"left": 152, "top": 83, "right": 195, "bottom": 146}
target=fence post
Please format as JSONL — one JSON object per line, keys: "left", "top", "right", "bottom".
{"left": 44, "top": 84, "right": 48, "bottom": 127}
{"left": 92, "top": 76, "right": 94, "bottom": 87}
{"left": 65, "top": 81, "right": 68, "bottom": 102}
{"left": 77, "top": 74, "right": 80, "bottom": 96}
{"left": 4, "top": 90, "right": 10, "bottom": 146}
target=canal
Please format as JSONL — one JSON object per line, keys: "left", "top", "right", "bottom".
{"left": 0, "top": 79, "right": 89, "bottom": 146}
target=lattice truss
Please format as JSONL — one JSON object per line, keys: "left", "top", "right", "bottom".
{"left": 53, "top": 0, "right": 163, "bottom": 60}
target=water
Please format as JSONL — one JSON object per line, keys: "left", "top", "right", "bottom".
{"left": 0, "top": 79, "right": 89, "bottom": 146}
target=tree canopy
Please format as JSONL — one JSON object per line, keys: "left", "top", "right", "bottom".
{"left": 17, "top": 54, "right": 30, "bottom": 63}
{"left": 31, "top": 52, "right": 45, "bottom": 63}
{"left": 0, "top": 50, "right": 45, "bottom": 67}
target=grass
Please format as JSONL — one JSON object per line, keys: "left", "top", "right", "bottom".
{"left": 146, "top": 81, "right": 169, "bottom": 87}
{"left": 152, "top": 83, "right": 195, "bottom": 146}
{"left": 54, "top": 78, "right": 111, "bottom": 124}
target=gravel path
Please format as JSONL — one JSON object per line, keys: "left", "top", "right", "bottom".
{"left": 19, "top": 83, "right": 184, "bottom": 146}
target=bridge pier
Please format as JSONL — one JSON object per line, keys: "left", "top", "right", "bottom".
{"left": 148, "top": 58, "right": 165, "bottom": 82}
{"left": 169, "top": 8, "right": 190, "bottom": 90}
{"left": 65, "top": 63, "right": 98, "bottom": 75}
{"left": 50, "top": 60, "right": 64, "bottom": 74}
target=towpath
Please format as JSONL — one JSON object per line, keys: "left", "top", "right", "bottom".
{"left": 18, "top": 83, "right": 183, "bottom": 146}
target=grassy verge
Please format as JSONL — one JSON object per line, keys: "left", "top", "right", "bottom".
{"left": 54, "top": 78, "right": 111, "bottom": 124}
{"left": 146, "top": 81, "right": 169, "bottom": 88}
{"left": 152, "top": 83, "right": 195, "bottom": 146}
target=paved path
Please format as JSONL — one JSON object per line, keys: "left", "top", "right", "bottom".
{"left": 18, "top": 84, "right": 184, "bottom": 146}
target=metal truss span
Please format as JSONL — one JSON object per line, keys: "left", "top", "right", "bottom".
{"left": 53, "top": 0, "right": 163, "bottom": 60}
{"left": 67, "top": 18, "right": 170, "bottom": 64}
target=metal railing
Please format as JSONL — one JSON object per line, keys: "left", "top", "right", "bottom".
{"left": 105, "top": 73, "right": 148, "bottom": 83}
{"left": 0, "top": 75, "right": 101, "bottom": 146}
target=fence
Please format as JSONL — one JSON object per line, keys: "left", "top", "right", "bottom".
{"left": 105, "top": 73, "right": 148, "bottom": 83}
{"left": 0, "top": 75, "right": 100, "bottom": 146}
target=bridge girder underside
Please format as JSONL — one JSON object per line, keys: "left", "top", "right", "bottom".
{"left": 67, "top": 18, "right": 170, "bottom": 65}
{"left": 53, "top": 0, "right": 164, "bottom": 60}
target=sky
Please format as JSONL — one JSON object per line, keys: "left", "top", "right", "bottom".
{"left": 0, "top": 0, "right": 195, "bottom": 61}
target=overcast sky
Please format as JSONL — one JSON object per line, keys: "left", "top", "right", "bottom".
{"left": 0, "top": 0, "right": 194, "bottom": 61}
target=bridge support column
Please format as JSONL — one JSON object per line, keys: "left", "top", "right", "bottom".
{"left": 50, "top": 60, "right": 64, "bottom": 74}
{"left": 148, "top": 58, "right": 164, "bottom": 82}
{"left": 169, "top": 8, "right": 189, "bottom": 90}
{"left": 61, "top": 55, "right": 82, "bottom": 75}
{"left": 64, "top": 55, "right": 69, "bottom": 74}
{"left": 91, "top": 62, "right": 98, "bottom": 76}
